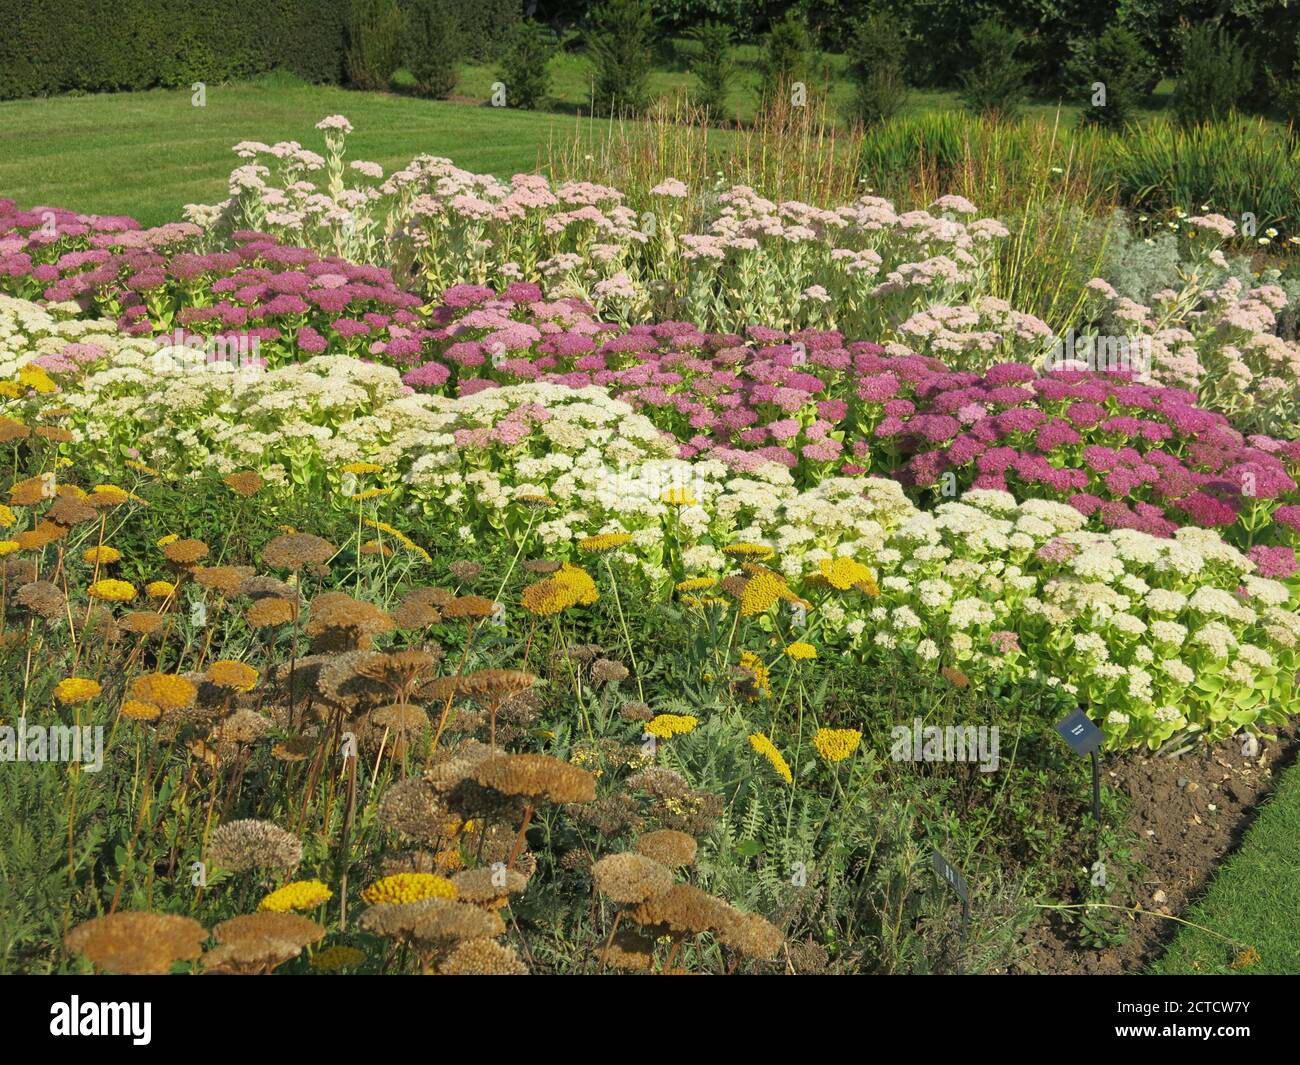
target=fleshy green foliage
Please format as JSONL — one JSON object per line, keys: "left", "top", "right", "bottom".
{"left": 1079, "top": 24, "right": 1156, "bottom": 130}
{"left": 497, "top": 20, "right": 557, "bottom": 111}
{"left": 687, "top": 21, "right": 736, "bottom": 123}
{"left": 347, "top": 0, "right": 405, "bottom": 91}
{"left": 404, "top": 0, "right": 461, "bottom": 99}
{"left": 958, "top": 18, "right": 1031, "bottom": 121}
{"left": 0, "top": 0, "right": 350, "bottom": 100}
{"left": 586, "top": 0, "right": 656, "bottom": 117}
{"left": 845, "top": 13, "right": 909, "bottom": 126}
{"left": 1172, "top": 24, "right": 1255, "bottom": 128}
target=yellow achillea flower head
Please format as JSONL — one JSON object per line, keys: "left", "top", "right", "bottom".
{"left": 361, "top": 873, "right": 457, "bottom": 906}
{"left": 55, "top": 677, "right": 102, "bottom": 704}
{"left": 361, "top": 518, "right": 431, "bottom": 562}
{"left": 89, "top": 484, "right": 132, "bottom": 505}
{"left": 0, "top": 504, "right": 16, "bottom": 528}
{"left": 208, "top": 660, "right": 259, "bottom": 692}
{"left": 521, "top": 563, "right": 598, "bottom": 616}
{"left": 18, "top": 365, "right": 57, "bottom": 394}
{"left": 341, "top": 462, "right": 384, "bottom": 475}
{"left": 812, "top": 728, "right": 861, "bottom": 763}
{"left": 784, "top": 641, "right": 817, "bottom": 660}
{"left": 258, "top": 879, "right": 333, "bottom": 913}
{"left": 675, "top": 576, "right": 717, "bottom": 593}
{"left": 0, "top": 541, "right": 19, "bottom": 557}
{"left": 739, "top": 651, "right": 771, "bottom": 698}
{"left": 724, "top": 542, "right": 775, "bottom": 560}
{"left": 156, "top": 534, "right": 179, "bottom": 547}
{"left": 83, "top": 546, "right": 122, "bottom": 565}
{"left": 351, "top": 488, "right": 391, "bottom": 501}
{"left": 130, "top": 673, "right": 196, "bottom": 711}
{"left": 145, "top": 580, "right": 176, "bottom": 599}
{"left": 660, "top": 487, "right": 697, "bottom": 506}
{"left": 644, "top": 713, "right": 699, "bottom": 739}
{"left": 740, "top": 569, "right": 790, "bottom": 617}
{"left": 88, "top": 578, "right": 137, "bottom": 602}
{"left": 818, "top": 557, "right": 877, "bottom": 594}
{"left": 311, "top": 945, "right": 367, "bottom": 972}
{"left": 749, "top": 733, "right": 793, "bottom": 783}
{"left": 578, "top": 532, "right": 632, "bottom": 553}
{"left": 121, "top": 699, "right": 161, "bottom": 722}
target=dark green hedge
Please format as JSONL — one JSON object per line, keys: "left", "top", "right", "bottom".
{"left": 0, "top": 0, "right": 351, "bottom": 99}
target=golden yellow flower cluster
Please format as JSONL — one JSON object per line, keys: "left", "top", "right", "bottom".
{"left": 88, "top": 579, "right": 137, "bottom": 603}
{"left": 644, "top": 714, "right": 699, "bottom": 739}
{"left": 748, "top": 733, "right": 792, "bottom": 784}
{"left": 739, "top": 651, "right": 771, "bottom": 698}
{"left": 723, "top": 542, "right": 775, "bottom": 561}
{"left": 83, "top": 546, "right": 122, "bottom": 565}
{"left": 258, "top": 879, "right": 334, "bottom": 913}
{"left": 578, "top": 532, "right": 632, "bottom": 553}
{"left": 812, "top": 728, "right": 862, "bottom": 763}
{"left": 521, "top": 563, "right": 598, "bottom": 616}
{"left": 660, "top": 487, "right": 698, "bottom": 506}
{"left": 54, "top": 677, "right": 102, "bottom": 705}
{"left": 361, "top": 873, "right": 457, "bottom": 906}
{"left": 362, "top": 518, "right": 431, "bottom": 562}
{"left": 817, "top": 557, "right": 878, "bottom": 595}
{"left": 784, "top": 641, "right": 817, "bottom": 660}
{"left": 130, "top": 673, "right": 196, "bottom": 711}
{"left": 675, "top": 576, "right": 717, "bottom": 593}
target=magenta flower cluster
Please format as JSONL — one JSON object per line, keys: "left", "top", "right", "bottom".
{"left": 0, "top": 201, "right": 431, "bottom": 368}
{"left": 410, "top": 284, "right": 1300, "bottom": 561}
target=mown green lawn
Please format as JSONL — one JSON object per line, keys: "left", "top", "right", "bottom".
{"left": 1149, "top": 760, "right": 1300, "bottom": 975}
{"left": 0, "top": 77, "right": 588, "bottom": 227}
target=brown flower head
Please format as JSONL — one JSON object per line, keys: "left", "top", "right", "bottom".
{"left": 600, "top": 927, "right": 657, "bottom": 972}
{"left": 450, "top": 865, "right": 530, "bottom": 905}
{"left": 239, "top": 574, "right": 298, "bottom": 602}
{"left": 439, "top": 938, "right": 528, "bottom": 975}
{"left": 441, "top": 595, "right": 495, "bottom": 622}
{"left": 119, "top": 611, "right": 165, "bottom": 635}
{"left": 208, "top": 819, "right": 303, "bottom": 873}
{"left": 591, "top": 658, "right": 630, "bottom": 685}
{"left": 459, "top": 669, "right": 539, "bottom": 706}
{"left": 619, "top": 701, "right": 654, "bottom": 723}
{"left": 448, "top": 560, "right": 482, "bottom": 583}
{"left": 210, "top": 708, "right": 273, "bottom": 744}
{"left": 628, "top": 883, "right": 732, "bottom": 936}
{"left": 163, "top": 538, "right": 209, "bottom": 565}
{"left": 716, "top": 909, "right": 784, "bottom": 960}
{"left": 65, "top": 911, "right": 206, "bottom": 975}
{"left": 16, "top": 580, "right": 66, "bottom": 619}
{"left": 246, "top": 597, "right": 298, "bottom": 627}
{"left": 634, "top": 829, "right": 698, "bottom": 869}
{"left": 223, "top": 471, "right": 263, "bottom": 497}
{"left": 46, "top": 495, "right": 98, "bottom": 526}
{"left": 378, "top": 777, "right": 450, "bottom": 844}
{"left": 411, "top": 898, "right": 506, "bottom": 945}
{"left": 591, "top": 852, "right": 674, "bottom": 904}
{"left": 474, "top": 753, "right": 597, "bottom": 805}
{"left": 262, "top": 533, "right": 335, "bottom": 570}
{"left": 213, "top": 911, "right": 324, "bottom": 951}
{"left": 0, "top": 417, "right": 30, "bottom": 443}
{"left": 371, "top": 701, "right": 431, "bottom": 737}
{"left": 193, "top": 565, "right": 255, "bottom": 596}
{"left": 523, "top": 559, "right": 561, "bottom": 575}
